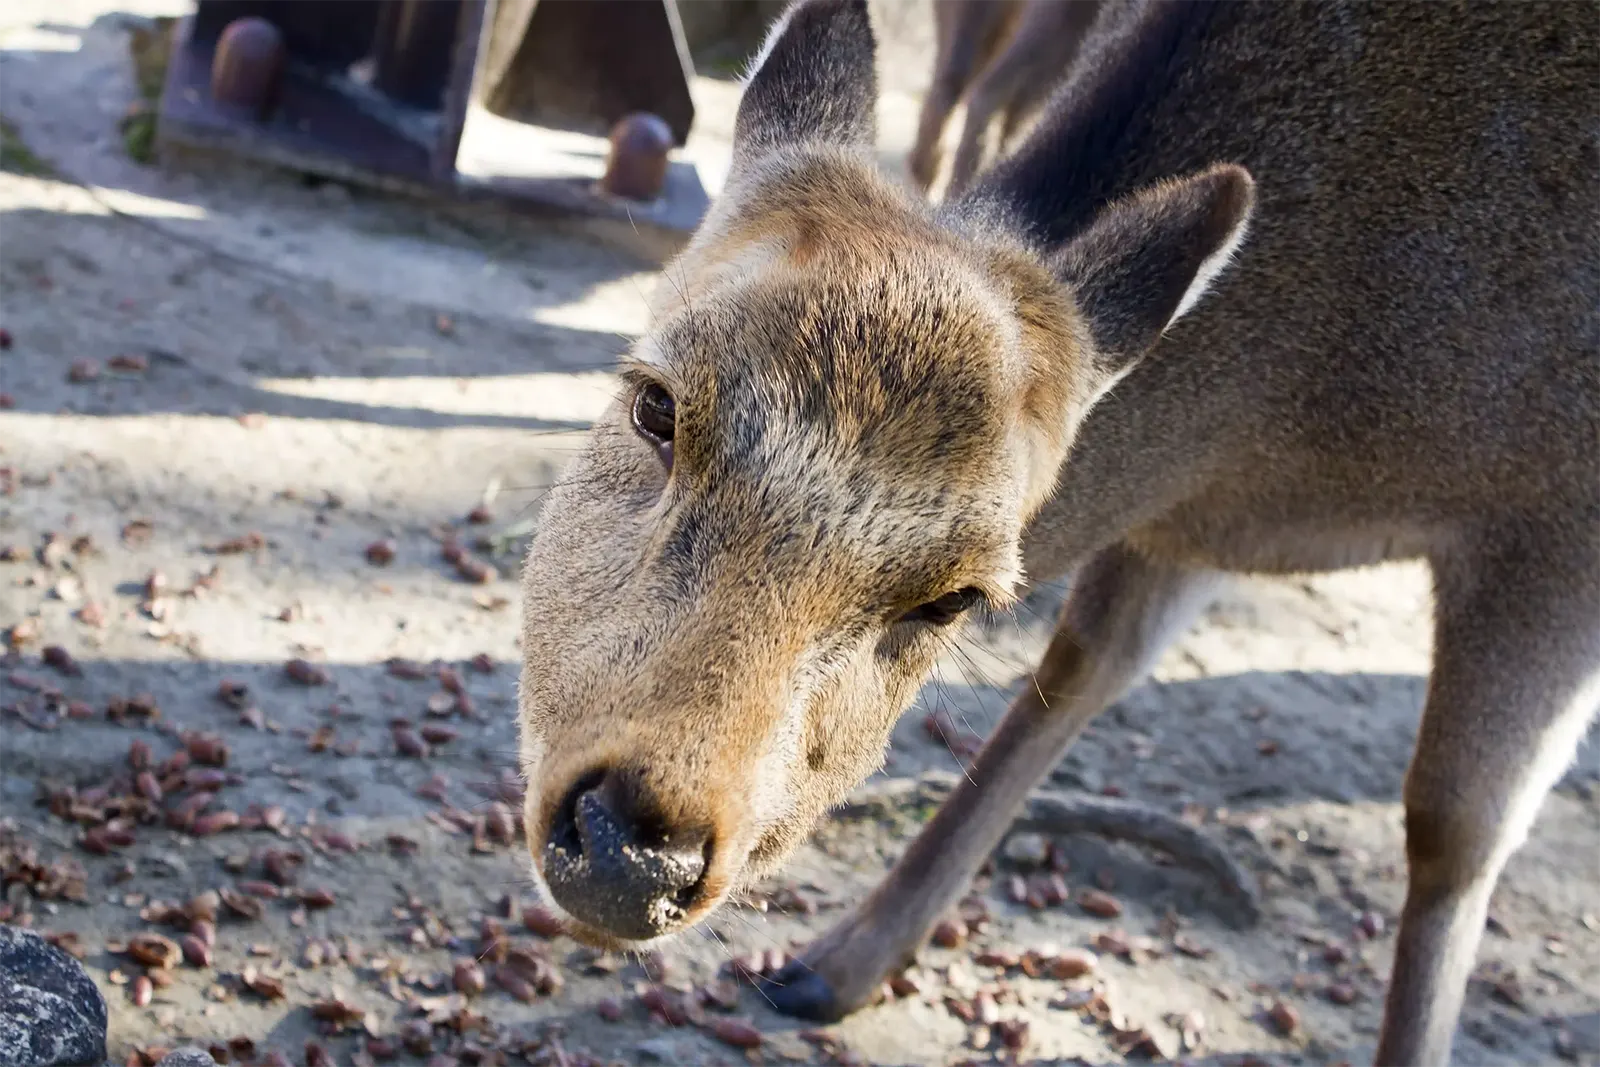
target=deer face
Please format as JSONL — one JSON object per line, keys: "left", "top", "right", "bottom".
{"left": 517, "top": 0, "right": 1253, "bottom": 948}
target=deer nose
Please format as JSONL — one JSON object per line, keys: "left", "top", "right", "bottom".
{"left": 542, "top": 769, "right": 710, "bottom": 940}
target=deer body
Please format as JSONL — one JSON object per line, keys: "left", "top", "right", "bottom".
{"left": 519, "top": 2, "right": 1599, "bottom": 1063}
{"left": 1009, "top": 0, "right": 1596, "bottom": 585}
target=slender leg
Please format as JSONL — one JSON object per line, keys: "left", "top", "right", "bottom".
{"left": 934, "top": 0, "right": 1102, "bottom": 199}
{"left": 1376, "top": 528, "right": 1600, "bottom": 1066}
{"left": 764, "top": 544, "right": 1228, "bottom": 1020}
{"left": 908, "top": 0, "right": 1020, "bottom": 192}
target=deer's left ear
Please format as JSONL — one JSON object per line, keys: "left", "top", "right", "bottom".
{"left": 732, "top": 0, "right": 878, "bottom": 164}
{"left": 1054, "top": 163, "right": 1256, "bottom": 369}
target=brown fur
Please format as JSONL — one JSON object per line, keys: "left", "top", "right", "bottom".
{"left": 520, "top": 1, "right": 1598, "bottom": 1061}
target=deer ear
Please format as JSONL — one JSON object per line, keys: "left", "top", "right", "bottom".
{"left": 733, "top": 0, "right": 877, "bottom": 163}
{"left": 1055, "top": 164, "right": 1256, "bottom": 366}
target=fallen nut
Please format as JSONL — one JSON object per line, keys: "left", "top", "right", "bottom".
{"left": 108, "top": 353, "right": 149, "bottom": 373}
{"left": 219, "top": 889, "right": 264, "bottom": 921}
{"left": 135, "top": 772, "right": 163, "bottom": 804}
{"left": 1077, "top": 888, "right": 1123, "bottom": 918}
{"left": 931, "top": 917, "right": 967, "bottom": 949}
{"left": 1049, "top": 948, "right": 1098, "bottom": 979}
{"left": 419, "top": 724, "right": 457, "bottom": 745}
{"left": 709, "top": 1017, "right": 763, "bottom": 1050}
{"left": 996, "top": 1018, "right": 1030, "bottom": 1053}
{"left": 455, "top": 555, "right": 495, "bottom": 584}
{"left": 496, "top": 968, "right": 536, "bottom": 1003}
{"left": 310, "top": 997, "right": 366, "bottom": 1026}
{"left": 192, "top": 811, "right": 240, "bottom": 836}
{"left": 284, "top": 658, "right": 329, "bottom": 686}
{"left": 127, "top": 932, "right": 181, "bottom": 969}
{"left": 640, "top": 985, "right": 691, "bottom": 1026}
{"left": 300, "top": 887, "right": 336, "bottom": 910}
{"left": 453, "top": 958, "right": 486, "bottom": 996}
{"left": 241, "top": 967, "right": 285, "bottom": 1000}
{"left": 1325, "top": 981, "right": 1358, "bottom": 1005}
{"left": 180, "top": 935, "right": 212, "bottom": 968}
{"left": 392, "top": 723, "right": 428, "bottom": 759}
{"left": 187, "top": 891, "right": 220, "bottom": 924}
{"left": 1266, "top": 999, "right": 1301, "bottom": 1035}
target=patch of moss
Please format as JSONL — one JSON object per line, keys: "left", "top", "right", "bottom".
{"left": 122, "top": 17, "right": 175, "bottom": 165}
{"left": 120, "top": 105, "right": 158, "bottom": 165}
{"left": 128, "top": 17, "right": 176, "bottom": 102}
{"left": 0, "top": 116, "right": 54, "bottom": 177}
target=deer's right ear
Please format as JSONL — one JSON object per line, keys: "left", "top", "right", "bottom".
{"left": 732, "top": 0, "right": 878, "bottom": 164}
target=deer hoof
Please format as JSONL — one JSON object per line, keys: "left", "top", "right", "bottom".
{"left": 759, "top": 958, "right": 850, "bottom": 1021}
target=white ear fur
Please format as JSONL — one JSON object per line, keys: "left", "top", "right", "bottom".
{"left": 1055, "top": 163, "right": 1256, "bottom": 361}
{"left": 1164, "top": 211, "right": 1251, "bottom": 333}
{"left": 741, "top": 3, "right": 800, "bottom": 87}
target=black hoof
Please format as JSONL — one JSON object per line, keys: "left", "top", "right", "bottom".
{"left": 758, "top": 959, "right": 846, "bottom": 1022}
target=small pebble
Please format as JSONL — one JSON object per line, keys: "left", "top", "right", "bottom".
{"left": 1002, "top": 832, "right": 1049, "bottom": 869}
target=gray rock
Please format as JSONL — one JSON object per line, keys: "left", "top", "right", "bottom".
{"left": 154, "top": 1048, "right": 219, "bottom": 1067}
{"left": 633, "top": 1036, "right": 704, "bottom": 1062}
{"left": 1002, "top": 831, "right": 1049, "bottom": 870}
{"left": 634, "top": 1037, "right": 687, "bottom": 1063}
{"left": 0, "top": 924, "right": 107, "bottom": 1067}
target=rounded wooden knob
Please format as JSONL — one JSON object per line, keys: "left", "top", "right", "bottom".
{"left": 211, "top": 16, "right": 286, "bottom": 121}
{"left": 602, "top": 113, "right": 673, "bottom": 202}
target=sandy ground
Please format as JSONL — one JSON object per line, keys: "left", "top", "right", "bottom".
{"left": 2, "top": 4, "right": 1598, "bottom": 1066}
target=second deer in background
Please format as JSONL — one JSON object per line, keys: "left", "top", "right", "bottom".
{"left": 909, "top": 0, "right": 1104, "bottom": 201}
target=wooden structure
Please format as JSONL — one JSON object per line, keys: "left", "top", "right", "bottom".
{"left": 156, "top": 0, "right": 715, "bottom": 234}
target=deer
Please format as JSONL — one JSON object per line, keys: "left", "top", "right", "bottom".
{"left": 515, "top": 1, "right": 1599, "bottom": 1063}
{"left": 909, "top": 0, "right": 1104, "bottom": 203}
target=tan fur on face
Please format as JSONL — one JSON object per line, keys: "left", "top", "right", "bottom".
{"left": 518, "top": 148, "right": 1092, "bottom": 945}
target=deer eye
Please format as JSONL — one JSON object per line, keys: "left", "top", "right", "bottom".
{"left": 632, "top": 382, "right": 676, "bottom": 453}
{"left": 897, "top": 587, "right": 985, "bottom": 626}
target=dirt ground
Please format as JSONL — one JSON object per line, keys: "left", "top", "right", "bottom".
{"left": 2, "top": 4, "right": 1598, "bottom": 1067}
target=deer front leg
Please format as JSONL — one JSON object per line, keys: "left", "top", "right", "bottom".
{"left": 1376, "top": 531, "right": 1600, "bottom": 1066}
{"left": 763, "top": 544, "right": 1234, "bottom": 1021}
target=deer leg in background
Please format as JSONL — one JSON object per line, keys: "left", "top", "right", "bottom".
{"left": 1376, "top": 526, "right": 1600, "bottom": 1066}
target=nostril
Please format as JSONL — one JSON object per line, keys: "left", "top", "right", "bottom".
{"left": 670, "top": 837, "right": 715, "bottom": 910}
{"left": 549, "top": 768, "right": 605, "bottom": 858}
